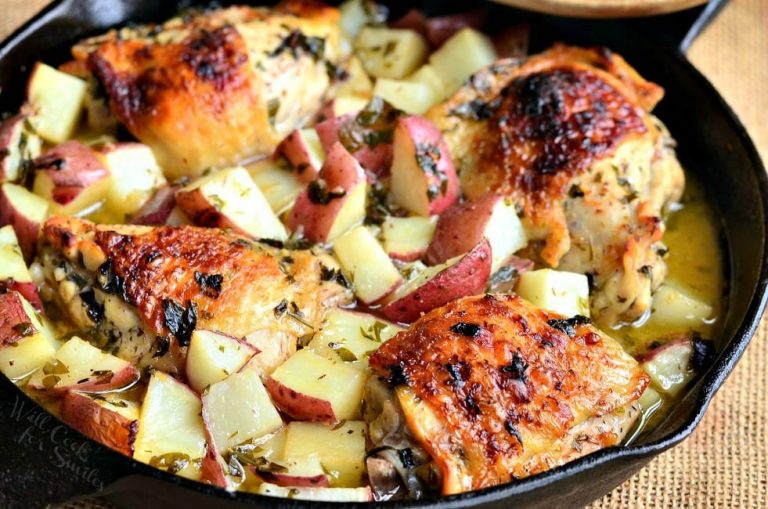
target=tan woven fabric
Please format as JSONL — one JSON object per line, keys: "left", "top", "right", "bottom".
{"left": 1, "top": 1, "right": 766, "bottom": 507}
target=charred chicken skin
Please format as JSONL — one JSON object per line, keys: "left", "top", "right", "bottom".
{"left": 71, "top": 1, "right": 343, "bottom": 179}
{"left": 39, "top": 216, "right": 350, "bottom": 375}
{"left": 368, "top": 294, "right": 648, "bottom": 496}
{"left": 427, "top": 45, "right": 684, "bottom": 325}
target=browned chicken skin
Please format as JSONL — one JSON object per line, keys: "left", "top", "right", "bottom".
{"left": 39, "top": 216, "right": 350, "bottom": 375}
{"left": 368, "top": 294, "right": 648, "bottom": 495}
{"left": 72, "top": 2, "right": 343, "bottom": 178}
{"left": 428, "top": 45, "right": 685, "bottom": 325}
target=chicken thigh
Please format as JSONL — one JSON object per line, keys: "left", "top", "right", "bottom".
{"left": 427, "top": 45, "right": 685, "bottom": 325}
{"left": 367, "top": 293, "right": 648, "bottom": 496}
{"left": 39, "top": 216, "right": 351, "bottom": 375}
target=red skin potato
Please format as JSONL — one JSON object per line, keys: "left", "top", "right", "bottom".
{"left": 390, "top": 9, "right": 487, "bottom": 48}
{"left": 264, "top": 376, "right": 336, "bottom": 424}
{"left": 286, "top": 142, "right": 366, "bottom": 243}
{"left": 424, "top": 10, "right": 488, "bottom": 47}
{"left": 493, "top": 24, "right": 530, "bottom": 59}
{"left": 33, "top": 141, "right": 109, "bottom": 206}
{"left": 60, "top": 391, "right": 138, "bottom": 457}
{"left": 28, "top": 363, "right": 140, "bottom": 395}
{"left": 380, "top": 239, "right": 492, "bottom": 323}
{"left": 391, "top": 116, "right": 459, "bottom": 216}
{"left": 200, "top": 408, "right": 232, "bottom": 489}
{"left": 0, "top": 291, "right": 36, "bottom": 347}
{"left": 635, "top": 337, "right": 693, "bottom": 364}
{"left": 275, "top": 130, "right": 322, "bottom": 183}
{"left": 0, "top": 280, "right": 43, "bottom": 312}
{"left": 0, "top": 186, "right": 43, "bottom": 263}
{"left": 260, "top": 470, "right": 330, "bottom": 488}
{"left": 131, "top": 186, "right": 177, "bottom": 225}
{"left": 315, "top": 114, "right": 392, "bottom": 177}
{"left": 426, "top": 193, "right": 503, "bottom": 265}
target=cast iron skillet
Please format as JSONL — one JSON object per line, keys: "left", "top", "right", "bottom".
{"left": 0, "top": 1, "right": 765, "bottom": 508}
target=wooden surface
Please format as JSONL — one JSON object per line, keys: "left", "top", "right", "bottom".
{"left": 1, "top": 0, "right": 766, "bottom": 508}
{"left": 490, "top": 0, "right": 708, "bottom": 18}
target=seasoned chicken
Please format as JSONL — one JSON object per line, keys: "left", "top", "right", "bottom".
{"left": 39, "top": 216, "right": 351, "bottom": 375}
{"left": 368, "top": 294, "right": 648, "bottom": 496}
{"left": 72, "top": 1, "right": 343, "bottom": 179}
{"left": 427, "top": 45, "right": 685, "bottom": 325}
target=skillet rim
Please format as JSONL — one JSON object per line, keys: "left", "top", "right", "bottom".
{"left": 0, "top": 1, "right": 766, "bottom": 507}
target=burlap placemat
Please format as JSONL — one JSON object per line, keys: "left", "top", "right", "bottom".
{"left": 1, "top": 1, "right": 766, "bottom": 507}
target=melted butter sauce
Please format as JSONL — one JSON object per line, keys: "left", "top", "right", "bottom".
{"left": 609, "top": 174, "right": 724, "bottom": 352}
{"left": 612, "top": 173, "right": 725, "bottom": 442}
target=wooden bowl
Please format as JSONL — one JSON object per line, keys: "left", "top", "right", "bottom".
{"left": 490, "top": 0, "right": 709, "bottom": 18}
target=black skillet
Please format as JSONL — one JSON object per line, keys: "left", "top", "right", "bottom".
{"left": 0, "top": 0, "right": 765, "bottom": 508}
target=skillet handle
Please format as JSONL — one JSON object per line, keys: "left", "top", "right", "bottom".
{"left": 631, "top": 0, "right": 730, "bottom": 53}
{"left": 680, "top": 0, "right": 730, "bottom": 52}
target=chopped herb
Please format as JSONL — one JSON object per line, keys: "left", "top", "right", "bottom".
{"left": 547, "top": 315, "right": 591, "bottom": 337}
{"left": 501, "top": 353, "right": 528, "bottom": 383}
{"left": 267, "top": 98, "right": 280, "bottom": 127}
{"left": 268, "top": 29, "right": 325, "bottom": 61}
{"left": 274, "top": 299, "right": 289, "bottom": 317}
{"left": 360, "top": 321, "right": 388, "bottom": 343}
{"left": 152, "top": 335, "right": 171, "bottom": 358}
{"left": 364, "top": 181, "right": 390, "bottom": 225}
{"left": 43, "top": 359, "right": 69, "bottom": 375}
{"left": 504, "top": 419, "right": 523, "bottom": 445}
{"left": 149, "top": 452, "right": 191, "bottom": 474}
{"left": 449, "top": 322, "right": 483, "bottom": 338}
{"left": 449, "top": 98, "right": 501, "bottom": 120}
{"left": 319, "top": 264, "right": 350, "bottom": 288}
{"left": 79, "top": 289, "right": 104, "bottom": 324}
{"left": 568, "top": 184, "right": 585, "bottom": 198}
{"left": 386, "top": 363, "right": 408, "bottom": 386}
{"left": 209, "top": 194, "right": 225, "bottom": 212}
{"left": 328, "top": 343, "right": 357, "bottom": 362}
{"left": 162, "top": 299, "right": 198, "bottom": 347}
{"left": 307, "top": 178, "right": 346, "bottom": 205}
{"left": 12, "top": 322, "right": 36, "bottom": 338}
{"left": 445, "top": 363, "right": 465, "bottom": 388}
{"left": 194, "top": 271, "right": 223, "bottom": 298}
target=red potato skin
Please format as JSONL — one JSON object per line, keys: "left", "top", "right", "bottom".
{"left": 28, "top": 363, "right": 140, "bottom": 395}
{"left": 130, "top": 186, "right": 177, "bottom": 225}
{"left": 393, "top": 116, "right": 459, "bottom": 215}
{"left": 275, "top": 130, "right": 322, "bottom": 183}
{"left": 315, "top": 114, "right": 392, "bottom": 177}
{"left": 0, "top": 189, "right": 42, "bottom": 264}
{"left": 0, "top": 115, "right": 23, "bottom": 181}
{"left": 493, "top": 24, "right": 530, "bottom": 59}
{"left": 0, "top": 280, "right": 44, "bottom": 312}
{"left": 635, "top": 337, "right": 693, "bottom": 364}
{"left": 424, "top": 10, "right": 488, "bottom": 48}
{"left": 265, "top": 376, "right": 336, "bottom": 424}
{"left": 380, "top": 239, "right": 492, "bottom": 323}
{"left": 390, "top": 9, "right": 487, "bottom": 48}
{"left": 426, "top": 194, "right": 502, "bottom": 266}
{"left": 200, "top": 408, "right": 232, "bottom": 489}
{"left": 286, "top": 142, "right": 366, "bottom": 243}
{"left": 261, "top": 471, "right": 330, "bottom": 488}
{"left": 34, "top": 141, "right": 109, "bottom": 206}
{"left": 0, "top": 291, "right": 35, "bottom": 347}
{"left": 60, "top": 391, "right": 138, "bottom": 457}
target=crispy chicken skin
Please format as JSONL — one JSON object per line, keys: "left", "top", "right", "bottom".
{"left": 39, "top": 216, "right": 350, "bottom": 375}
{"left": 368, "top": 294, "right": 648, "bottom": 495}
{"left": 427, "top": 45, "right": 685, "bottom": 325}
{"left": 72, "top": 2, "right": 342, "bottom": 178}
